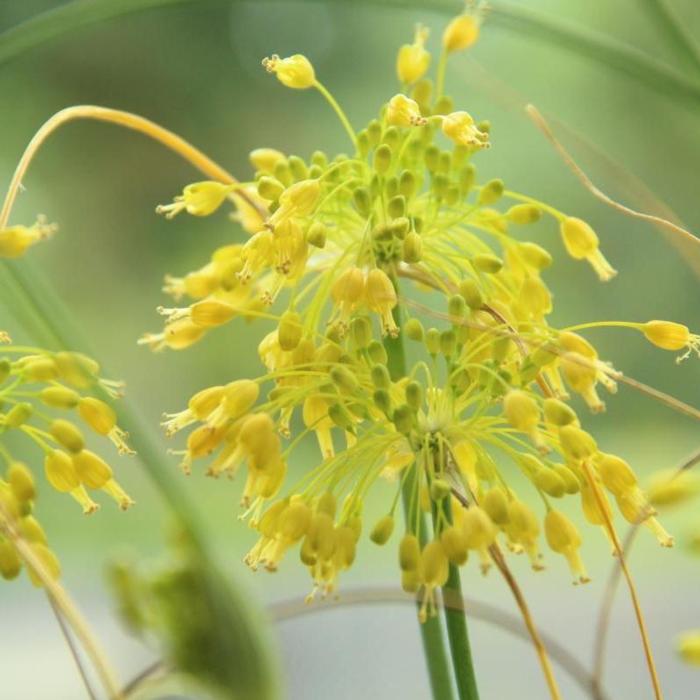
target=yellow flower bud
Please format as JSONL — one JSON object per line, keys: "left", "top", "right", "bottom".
{"left": 646, "top": 469, "right": 700, "bottom": 508}
{"left": 50, "top": 419, "right": 85, "bottom": 454}
{"left": 678, "top": 630, "right": 700, "bottom": 666}
{"left": 262, "top": 54, "right": 316, "bottom": 89}
{"left": 0, "top": 539, "right": 21, "bottom": 580}
{"left": 39, "top": 386, "right": 80, "bottom": 409}
{"left": 559, "top": 217, "right": 616, "bottom": 281}
{"left": 543, "top": 398, "right": 578, "bottom": 427}
{"left": 249, "top": 148, "right": 286, "bottom": 174}
{"left": 387, "top": 94, "right": 427, "bottom": 127}
{"left": 441, "top": 525, "right": 468, "bottom": 565}
{"left": 190, "top": 299, "right": 237, "bottom": 327}
{"left": 54, "top": 351, "right": 99, "bottom": 388}
{"left": 73, "top": 449, "right": 113, "bottom": 489}
{"left": 597, "top": 453, "right": 636, "bottom": 497}
{"left": 544, "top": 509, "right": 589, "bottom": 584}
{"left": 396, "top": 25, "right": 431, "bottom": 84}
{"left": 482, "top": 488, "right": 509, "bottom": 525}
{"left": 443, "top": 10, "right": 480, "bottom": 53}
{"left": 559, "top": 425, "right": 597, "bottom": 462}
{"left": 278, "top": 311, "right": 303, "bottom": 351}
{"left": 44, "top": 449, "right": 80, "bottom": 493}
{"left": 399, "top": 533, "right": 421, "bottom": 571}
{"left": 7, "top": 462, "right": 35, "bottom": 502}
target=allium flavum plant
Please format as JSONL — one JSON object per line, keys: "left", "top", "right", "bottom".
{"left": 2, "top": 2, "right": 700, "bottom": 698}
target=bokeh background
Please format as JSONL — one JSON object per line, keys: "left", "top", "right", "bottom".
{"left": 1, "top": 1, "right": 699, "bottom": 698}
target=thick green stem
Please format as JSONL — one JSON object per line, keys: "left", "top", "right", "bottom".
{"left": 383, "top": 294, "right": 454, "bottom": 700}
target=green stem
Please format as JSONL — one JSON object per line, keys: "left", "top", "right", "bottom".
{"left": 313, "top": 80, "right": 358, "bottom": 150}
{"left": 440, "top": 499, "right": 480, "bottom": 700}
{"left": 383, "top": 288, "right": 455, "bottom": 700}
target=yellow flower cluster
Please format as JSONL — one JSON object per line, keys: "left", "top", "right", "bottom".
{"left": 0, "top": 337, "right": 133, "bottom": 521}
{"left": 150, "top": 10, "right": 698, "bottom": 611}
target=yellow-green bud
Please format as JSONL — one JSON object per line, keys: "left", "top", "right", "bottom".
{"left": 425, "top": 328, "right": 441, "bottom": 356}
{"left": 520, "top": 242, "right": 552, "bottom": 270}
{"left": 399, "top": 533, "right": 421, "bottom": 571}
{"left": 306, "top": 221, "right": 327, "bottom": 248}
{"left": 353, "top": 187, "right": 372, "bottom": 217}
{"left": 473, "top": 254, "right": 503, "bottom": 274}
{"left": 73, "top": 449, "right": 113, "bottom": 489}
{"left": 288, "top": 155, "right": 308, "bottom": 181}
{"left": 367, "top": 341, "right": 388, "bottom": 365}
{"left": 371, "top": 364, "right": 391, "bottom": 389}
{"left": 506, "top": 203, "right": 542, "bottom": 225}
{"left": 257, "top": 175, "right": 284, "bottom": 201}
{"left": 448, "top": 294, "right": 466, "bottom": 320}
{"left": 402, "top": 232, "right": 422, "bottom": 263}
{"left": 8, "top": 462, "right": 35, "bottom": 502}
{"left": 278, "top": 311, "right": 303, "bottom": 351}
{"left": 78, "top": 397, "right": 117, "bottom": 435}
{"left": 330, "top": 365, "right": 359, "bottom": 393}
{"left": 0, "top": 359, "right": 10, "bottom": 383}
{"left": 482, "top": 488, "right": 509, "bottom": 525}
{"left": 374, "top": 144, "right": 392, "bottom": 174}
{"left": 478, "top": 179, "right": 504, "bottom": 205}
{"left": 54, "top": 351, "right": 99, "bottom": 388}
{"left": 404, "top": 317, "right": 425, "bottom": 342}
{"left": 441, "top": 525, "right": 468, "bottom": 565}
{"left": 370, "top": 514, "right": 395, "bottom": 545}
{"left": 405, "top": 380, "right": 423, "bottom": 410}
{"left": 23, "top": 357, "right": 58, "bottom": 381}
{"left": 543, "top": 398, "right": 578, "bottom": 426}
{"left": 553, "top": 464, "right": 580, "bottom": 494}
{"left": 6, "top": 402, "right": 33, "bottom": 427}
{"left": 440, "top": 329, "right": 457, "bottom": 357}
{"left": 459, "top": 279, "right": 483, "bottom": 310}
{"left": 350, "top": 316, "right": 372, "bottom": 349}
{"left": 534, "top": 467, "right": 566, "bottom": 497}
{"left": 0, "top": 540, "right": 21, "bottom": 580}
{"left": 50, "top": 419, "right": 85, "bottom": 453}
{"left": 392, "top": 404, "right": 414, "bottom": 435}
{"left": 559, "top": 425, "right": 597, "bottom": 461}
{"left": 44, "top": 449, "right": 79, "bottom": 492}
{"left": 373, "top": 388, "right": 392, "bottom": 415}
{"left": 40, "top": 386, "right": 80, "bottom": 409}
{"left": 430, "top": 478, "right": 451, "bottom": 501}
{"left": 399, "top": 170, "right": 417, "bottom": 198}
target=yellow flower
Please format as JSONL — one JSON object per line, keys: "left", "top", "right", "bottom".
{"left": 396, "top": 25, "right": 431, "bottom": 84}
{"left": 441, "top": 111, "right": 490, "bottom": 149}
{"left": 559, "top": 217, "right": 617, "bottom": 281}
{"left": 156, "top": 181, "right": 235, "bottom": 218}
{"left": 386, "top": 94, "right": 426, "bottom": 127}
{"left": 642, "top": 320, "right": 700, "bottom": 361}
{"left": 262, "top": 54, "right": 316, "bottom": 89}
{"left": 0, "top": 217, "right": 57, "bottom": 258}
{"left": 443, "top": 5, "right": 481, "bottom": 53}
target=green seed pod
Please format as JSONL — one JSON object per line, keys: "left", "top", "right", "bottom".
{"left": 440, "top": 329, "right": 457, "bottom": 357}
{"left": 432, "top": 173, "right": 449, "bottom": 199}
{"left": 330, "top": 366, "right": 359, "bottom": 393}
{"left": 350, "top": 316, "right": 372, "bottom": 349}
{"left": 328, "top": 403, "right": 354, "bottom": 430}
{"left": 459, "top": 164, "right": 476, "bottom": 193}
{"left": 370, "top": 514, "right": 394, "bottom": 545}
{"left": 385, "top": 176, "right": 399, "bottom": 200}
{"left": 367, "top": 119, "right": 382, "bottom": 146}
{"left": 507, "top": 203, "right": 542, "bottom": 225}
{"left": 402, "top": 232, "right": 422, "bottom": 263}
{"left": 389, "top": 216, "right": 410, "bottom": 240}
{"left": 405, "top": 380, "right": 423, "bottom": 410}
{"left": 473, "top": 254, "right": 503, "bottom": 274}
{"left": 373, "top": 388, "right": 392, "bottom": 415}
{"left": 288, "top": 155, "right": 309, "bottom": 181}
{"left": 310, "top": 150, "right": 328, "bottom": 168}
{"left": 374, "top": 144, "right": 393, "bottom": 175}
{"left": 437, "top": 150, "right": 452, "bottom": 174}
{"left": 425, "top": 328, "right": 441, "bottom": 356}
{"left": 459, "top": 279, "right": 484, "bottom": 310}
{"left": 357, "top": 130, "right": 370, "bottom": 157}
{"left": 382, "top": 126, "right": 400, "bottom": 150}
{"left": 430, "top": 478, "right": 451, "bottom": 501}
{"left": 256, "top": 175, "right": 284, "bottom": 201}
{"left": 478, "top": 178, "right": 504, "bottom": 206}
{"left": 393, "top": 404, "right": 414, "bottom": 435}
{"left": 448, "top": 294, "right": 466, "bottom": 320}
{"left": 399, "top": 170, "right": 417, "bottom": 198}
{"left": 278, "top": 311, "right": 303, "bottom": 351}
{"left": 307, "top": 221, "right": 327, "bottom": 248}
{"left": 367, "top": 341, "right": 388, "bottom": 365}
{"left": 6, "top": 402, "right": 33, "bottom": 428}
{"left": 387, "top": 195, "right": 406, "bottom": 219}
{"left": 371, "top": 364, "right": 391, "bottom": 389}
{"left": 404, "top": 318, "right": 425, "bottom": 342}
{"left": 0, "top": 360, "right": 11, "bottom": 384}
{"left": 424, "top": 144, "right": 440, "bottom": 172}
{"left": 433, "top": 95, "right": 454, "bottom": 115}
{"left": 352, "top": 186, "right": 372, "bottom": 217}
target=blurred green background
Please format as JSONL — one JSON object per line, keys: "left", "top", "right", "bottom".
{"left": 1, "top": 1, "right": 699, "bottom": 698}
